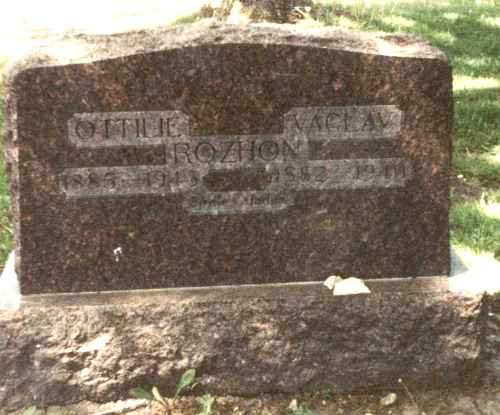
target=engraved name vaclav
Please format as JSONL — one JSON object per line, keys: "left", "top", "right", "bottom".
{"left": 63, "top": 105, "right": 409, "bottom": 215}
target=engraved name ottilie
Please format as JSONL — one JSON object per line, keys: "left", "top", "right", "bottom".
{"left": 68, "top": 111, "right": 190, "bottom": 147}
{"left": 63, "top": 106, "right": 410, "bottom": 214}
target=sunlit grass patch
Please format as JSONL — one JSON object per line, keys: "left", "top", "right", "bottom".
{"left": 337, "top": 15, "right": 361, "bottom": 28}
{"left": 429, "top": 30, "right": 456, "bottom": 44}
{"left": 481, "top": 16, "right": 500, "bottom": 27}
{"left": 450, "top": 190, "right": 500, "bottom": 258}
{"left": 454, "top": 76, "right": 500, "bottom": 90}
{"left": 483, "top": 144, "right": 500, "bottom": 165}
{"left": 443, "top": 12, "right": 460, "bottom": 20}
{"left": 380, "top": 15, "right": 415, "bottom": 29}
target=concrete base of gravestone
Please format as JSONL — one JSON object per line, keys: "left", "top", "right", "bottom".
{"left": 0, "top": 249, "right": 499, "bottom": 411}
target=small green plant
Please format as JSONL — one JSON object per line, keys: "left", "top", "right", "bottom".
{"left": 129, "top": 368, "right": 197, "bottom": 414}
{"left": 197, "top": 393, "right": 216, "bottom": 415}
{"left": 321, "top": 384, "right": 335, "bottom": 401}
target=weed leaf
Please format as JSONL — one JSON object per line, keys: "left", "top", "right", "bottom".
{"left": 129, "top": 387, "right": 154, "bottom": 401}
{"left": 175, "top": 368, "right": 196, "bottom": 398}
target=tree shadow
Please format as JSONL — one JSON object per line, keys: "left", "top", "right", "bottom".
{"left": 318, "top": 1, "right": 500, "bottom": 76}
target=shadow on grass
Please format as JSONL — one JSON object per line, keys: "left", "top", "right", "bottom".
{"left": 319, "top": 1, "right": 500, "bottom": 75}
{"left": 453, "top": 86, "right": 500, "bottom": 186}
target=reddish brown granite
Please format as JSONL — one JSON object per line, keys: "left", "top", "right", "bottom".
{"left": 3, "top": 23, "right": 452, "bottom": 294}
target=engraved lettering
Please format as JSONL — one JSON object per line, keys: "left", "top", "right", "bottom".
{"left": 136, "top": 118, "right": 164, "bottom": 139}
{"left": 88, "top": 172, "right": 100, "bottom": 187}
{"left": 344, "top": 111, "right": 353, "bottom": 132}
{"left": 314, "top": 166, "right": 327, "bottom": 182}
{"left": 195, "top": 142, "right": 216, "bottom": 163}
{"left": 103, "top": 172, "right": 117, "bottom": 189}
{"left": 221, "top": 141, "right": 238, "bottom": 163}
{"left": 325, "top": 112, "right": 341, "bottom": 130}
{"left": 117, "top": 119, "right": 128, "bottom": 138}
{"left": 284, "top": 106, "right": 402, "bottom": 141}
{"left": 165, "top": 118, "right": 181, "bottom": 137}
{"left": 147, "top": 171, "right": 166, "bottom": 188}
{"left": 282, "top": 140, "right": 301, "bottom": 160}
{"left": 285, "top": 165, "right": 296, "bottom": 180}
{"left": 375, "top": 111, "right": 389, "bottom": 129}
{"left": 174, "top": 143, "right": 192, "bottom": 164}
{"left": 75, "top": 120, "right": 95, "bottom": 140}
{"left": 189, "top": 171, "right": 200, "bottom": 187}
{"left": 104, "top": 119, "right": 111, "bottom": 139}
{"left": 385, "top": 162, "right": 407, "bottom": 178}
{"left": 287, "top": 114, "right": 303, "bottom": 131}
{"left": 354, "top": 163, "right": 376, "bottom": 179}
{"left": 310, "top": 114, "right": 323, "bottom": 131}
{"left": 258, "top": 141, "right": 279, "bottom": 161}
{"left": 300, "top": 166, "right": 310, "bottom": 181}
{"left": 238, "top": 140, "right": 256, "bottom": 163}
{"left": 361, "top": 111, "right": 377, "bottom": 131}
{"left": 64, "top": 106, "right": 409, "bottom": 215}
{"left": 71, "top": 174, "right": 84, "bottom": 187}
{"left": 68, "top": 111, "right": 188, "bottom": 148}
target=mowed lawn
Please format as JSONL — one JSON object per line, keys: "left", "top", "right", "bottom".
{"left": 0, "top": 0, "right": 498, "bottom": 268}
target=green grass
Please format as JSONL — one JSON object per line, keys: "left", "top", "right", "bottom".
{"left": 450, "top": 190, "right": 500, "bottom": 258}
{"left": 0, "top": 70, "right": 13, "bottom": 267}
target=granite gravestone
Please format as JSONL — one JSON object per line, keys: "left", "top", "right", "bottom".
{"left": 3, "top": 23, "right": 452, "bottom": 294}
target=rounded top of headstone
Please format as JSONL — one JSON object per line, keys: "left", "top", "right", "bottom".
{"left": 3, "top": 21, "right": 448, "bottom": 83}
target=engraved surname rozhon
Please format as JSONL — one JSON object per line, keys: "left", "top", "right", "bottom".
{"left": 62, "top": 106, "right": 410, "bottom": 215}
